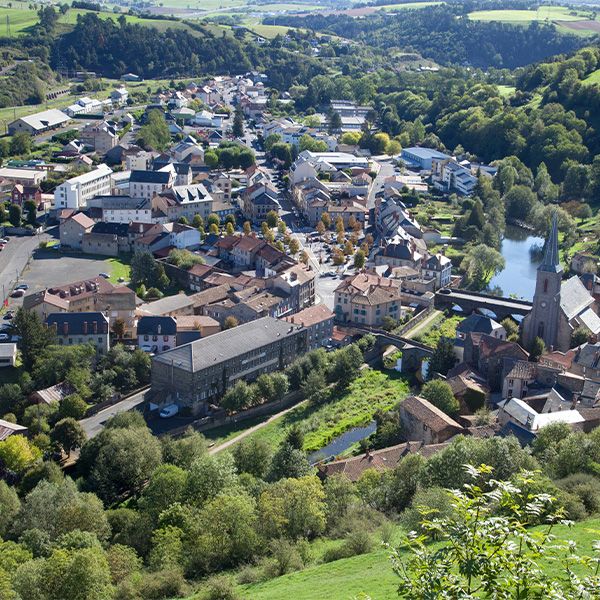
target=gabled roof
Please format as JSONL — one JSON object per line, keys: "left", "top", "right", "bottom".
{"left": 457, "top": 314, "right": 502, "bottom": 336}
{"left": 560, "top": 276, "right": 594, "bottom": 320}
{"left": 137, "top": 315, "right": 177, "bottom": 336}
{"left": 401, "top": 395, "right": 463, "bottom": 432}
{"left": 68, "top": 212, "right": 95, "bottom": 230}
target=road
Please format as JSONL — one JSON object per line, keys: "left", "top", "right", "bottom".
{"left": 208, "top": 399, "right": 307, "bottom": 455}
{"left": 367, "top": 157, "right": 394, "bottom": 209}
{"left": 79, "top": 387, "right": 150, "bottom": 439}
{"left": 0, "top": 229, "right": 52, "bottom": 306}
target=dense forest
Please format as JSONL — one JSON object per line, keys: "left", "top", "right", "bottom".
{"left": 273, "top": 6, "right": 587, "bottom": 69}
{"left": 52, "top": 14, "right": 325, "bottom": 88}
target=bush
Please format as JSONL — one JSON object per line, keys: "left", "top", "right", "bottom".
{"left": 556, "top": 473, "right": 600, "bottom": 516}
{"left": 200, "top": 575, "right": 240, "bottom": 600}
{"left": 134, "top": 568, "right": 186, "bottom": 599}
{"left": 323, "top": 530, "right": 374, "bottom": 563}
{"left": 400, "top": 487, "right": 454, "bottom": 537}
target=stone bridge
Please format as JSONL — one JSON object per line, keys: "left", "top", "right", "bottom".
{"left": 434, "top": 288, "right": 532, "bottom": 320}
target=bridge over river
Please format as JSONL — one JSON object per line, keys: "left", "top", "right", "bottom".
{"left": 434, "top": 288, "right": 533, "bottom": 320}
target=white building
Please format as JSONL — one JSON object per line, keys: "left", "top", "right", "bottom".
{"left": 65, "top": 97, "right": 104, "bottom": 117}
{"left": 129, "top": 169, "right": 174, "bottom": 200}
{"left": 53, "top": 164, "right": 113, "bottom": 210}
{"left": 88, "top": 195, "right": 153, "bottom": 224}
{"left": 126, "top": 150, "right": 156, "bottom": 172}
{"left": 110, "top": 87, "right": 129, "bottom": 106}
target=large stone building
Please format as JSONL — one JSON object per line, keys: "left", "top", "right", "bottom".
{"left": 522, "top": 215, "right": 600, "bottom": 352}
{"left": 151, "top": 316, "right": 307, "bottom": 413}
{"left": 334, "top": 271, "right": 402, "bottom": 327}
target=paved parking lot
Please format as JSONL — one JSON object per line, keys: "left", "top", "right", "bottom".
{"left": 7, "top": 250, "right": 116, "bottom": 310}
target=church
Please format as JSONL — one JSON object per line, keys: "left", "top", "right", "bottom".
{"left": 522, "top": 215, "right": 600, "bottom": 352}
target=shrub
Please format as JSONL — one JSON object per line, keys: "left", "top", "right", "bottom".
{"left": 323, "top": 530, "right": 374, "bottom": 563}
{"left": 556, "top": 473, "right": 600, "bottom": 516}
{"left": 400, "top": 487, "right": 454, "bottom": 537}
{"left": 200, "top": 575, "right": 240, "bottom": 600}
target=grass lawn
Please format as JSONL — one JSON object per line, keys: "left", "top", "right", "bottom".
{"left": 106, "top": 256, "right": 131, "bottom": 284}
{"left": 583, "top": 68, "right": 600, "bottom": 86}
{"left": 229, "top": 369, "right": 410, "bottom": 453}
{"left": 497, "top": 84, "right": 516, "bottom": 98}
{"left": 414, "top": 313, "right": 463, "bottom": 347}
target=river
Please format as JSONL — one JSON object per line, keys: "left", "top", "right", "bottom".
{"left": 488, "top": 225, "right": 544, "bottom": 301}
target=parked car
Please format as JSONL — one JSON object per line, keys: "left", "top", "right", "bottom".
{"left": 0, "top": 238, "right": 8, "bottom": 244}
{"left": 0, "top": 333, "right": 10, "bottom": 342}
{"left": 10, "top": 289, "right": 25, "bottom": 298}
{"left": 3, "top": 311, "right": 14, "bottom": 320}
{"left": 99, "top": 272, "right": 110, "bottom": 279}
{"left": 159, "top": 404, "right": 179, "bottom": 419}
{"left": 15, "top": 284, "right": 28, "bottom": 291}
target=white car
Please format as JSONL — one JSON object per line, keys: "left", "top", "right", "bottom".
{"left": 159, "top": 403, "right": 179, "bottom": 418}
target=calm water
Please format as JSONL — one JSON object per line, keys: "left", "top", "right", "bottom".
{"left": 308, "top": 420, "right": 376, "bottom": 464}
{"left": 488, "top": 225, "right": 543, "bottom": 301}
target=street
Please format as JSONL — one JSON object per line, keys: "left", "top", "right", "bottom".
{"left": 0, "top": 229, "right": 52, "bottom": 306}
{"left": 79, "top": 387, "right": 149, "bottom": 439}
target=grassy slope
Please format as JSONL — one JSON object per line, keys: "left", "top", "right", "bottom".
{"left": 181, "top": 518, "right": 600, "bottom": 600}
{"left": 217, "top": 369, "right": 410, "bottom": 453}
{"left": 377, "top": 1, "right": 444, "bottom": 11}
{"left": 468, "top": 7, "right": 589, "bottom": 23}
{"left": 583, "top": 68, "right": 600, "bottom": 85}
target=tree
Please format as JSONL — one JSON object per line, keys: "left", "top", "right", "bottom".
{"left": 10, "top": 132, "right": 31, "bottom": 156}
{"left": 328, "top": 112, "right": 342, "bottom": 134}
{"left": 289, "top": 238, "right": 300, "bottom": 255}
{"left": 258, "top": 476, "right": 326, "bottom": 539}
{"left": 81, "top": 426, "right": 162, "bottom": 504}
{"left": 269, "top": 441, "right": 310, "bottom": 481}
{"left": 184, "top": 452, "right": 238, "bottom": 508}
{"left": 264, "top": 133, "right": 282, "bottom": 151}
{"left": 130, "top": 251, "right": 169, "bottom": 291}
{"left": 223, "top": 316, "right": 239, "bottom": 330}
{"left": 266, "top": 210, "right": 279, "bottom": 228}
{"left": 24, "top": 200, "right": 37, "bottom": 226}
{"left": 136, "top": 109, "right": 170, "bottom": 151}
{"left": 0, "top": 480, "right": 20, "bottom": 538}
{"left": 51, "top": 418, "right": 86, "bottom": 457}
{"left": 243, "top": 221, "right": 251, "bottom": 235}
{"left": 353, "top": 249, "right": 366, "bottom": 270}
{"left": 221, "top": 380, "right": 256, "bottom": 412}
{"left": 232, "top": 105, "right": 244, "bottom": 138}
{"left": 232, "top": 438, "right": 272, "bottom": 478}
{"left": 504, "top": 185, "right": 538, "bottom": 221}
{"left": 500, "top": 317, "right": 519, "bottom": 341}
{"left": 571, "top": 326, "right": 589, "bottom": 348}
{"left": 225, "top": 222, "right": 234, "bottom": 236}
{"left": 8, "top": 204, "right": 21, "bottom": 227}
{"left": 0, "top": 434, "right": 41, "bottom": 473}
{"left": 138, "top": 464, "right": 187, "bottom": 520}
{"left": 207, "top": 213, "right": 220, "bottom": 229}
{"left": 429, "top": 337, "right": 457, "bottom": 376}
{"left": 420, "top": 380, "right": 459, "bottom": 416}
{"left": 529, "top": 336, "right": 546, "bottom": 361}
{"left": 204, "top": 150, "right": 218, "bottom": 168}
{"left": 392, "top": 466, "right": 600, "bottom": 598}
{"left": 321, "top": 212, "right": 331, "bottom": 230}
{"left": 13, "top": 309, "right": 54, "bottom": 370}
{"left": 58, "top": 394, "right": 88, "bottom": 420}
{"left": 460, "top": 244, "right": 505, "bottom": 288}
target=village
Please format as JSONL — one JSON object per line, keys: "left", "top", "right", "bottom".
{"left": 0, "top": 70, "right": 599, "bottom": 486}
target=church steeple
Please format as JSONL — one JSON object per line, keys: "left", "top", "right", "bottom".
{"left": 539, "top": 213, "right": 562, "bottom": 274}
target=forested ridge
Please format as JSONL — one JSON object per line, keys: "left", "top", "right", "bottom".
{"left": 51, "top": 14, "right": 325, "bottom": 88}
{"left": 273, "top": 5, "right": 588, "bottom": 69}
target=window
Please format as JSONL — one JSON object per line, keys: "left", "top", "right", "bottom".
{"left": 537, "top": 322, "right": 544, "bottom": 338}
{"left": 543, "top": 279, "right": 548, "bottom": 293}
{"left": 163, "top": 335, "right": 169, "bottom": 342}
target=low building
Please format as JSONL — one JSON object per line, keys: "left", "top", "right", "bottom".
{"left": 137, "top": 316, "right": 177, "bottom": 353}
{"left": 0, "top": 167, "right": 46, "bottom": 187}
{"left": 400, "top": 147, "right": 451, "bottom": 171}
{"left": 8, "top": 109, "right": 70, "bottom": 136}
{"left": 398, "top": 395, "right": 463, "bottom": 444}
{"left": 334, "top": 271, "right": 402, "bottom": 327}
{"left": 46, "top": 312, "right": 110, "bottom": 354}
{"left": 150, "top": 316, "right": 307, "bottom": 413}
{"left": 0, "top": 419, "right": 27, "bottom": 441}
{"left": 498, "top": 397, "right": 584, "bottom": 433}
{"left": 175, "top": 315, "right": 221, "bottom": 345}
{"left": 283, "top": 304, "right": 334, "bottom": 349}
{"left": 0, "top": 343, "right": 17, "bottom": 368}
{"left": 79, "top": 121, "right": 118, "bottom": 154}
{"left": 129, "top": 169, "right": 174, "bottom": 200}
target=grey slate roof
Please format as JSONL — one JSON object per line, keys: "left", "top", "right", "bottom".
{"left": 560, "top": 276, "right": 594, "bottom": 320}
{"left": 457, "top": 314, "right": 501, "bottom": 336}
{"left": 130, "top": 170, "right": 171, "bottom": 184}
{"left": 46, "top": 312, "right": 109, "bottom": 335}
{"left": 539, "top": 213, "right": 562, "bottom": 274}
{"left": 137, "top": 316, "right": 177, "bottom": 336}
{"left": 153, "top": 316, "right": 304, "bottom": 372}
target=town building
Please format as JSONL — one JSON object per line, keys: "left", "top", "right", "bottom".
{"left": 400, "top": 147, "right": 451, "bottom": 171}
{"left": 421, "top": 253, "right": 452, "bottom": 289}
{"left": 0, "top": 419, "right": 27, "bottom": 441}
{"left": 53, "top": 164, "right": 113, "bottom": 210}
{"left": 8, "top": 109, "right": 70, "bottom": 136}
{"left": 0, "top": 344, "right": 17, "bottom": 369}
{"left": 334, "top": 271, "right": 402, "bottom": 327}
{"left": 79, "top": 121, "right": 118, "bottom": 154}
{"left": 129, "top": 169, "right": 174, "bottom": 200}
{"left": 150, "top": 316, "right": 308, "bottom": 413}
{"left": 399, "top": 395, "right": 463, "bottom": 444}
{"left": 0, "top": 167, "right": 46, "bottom": 187}
{"left": 283, "top": 304, "right": 334, "bottom": 349}
{"left": 46, "top": 312, "right": 110, "bottom": 354}
{"left": 59, "top": 212, "right": 95, "bottom": 249}
{"left": 137, "top": 316, "right": 177, "bottom": 353}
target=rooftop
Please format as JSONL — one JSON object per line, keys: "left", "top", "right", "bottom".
{"left": 153, "top": 316, "right": 304, "bottom": 372}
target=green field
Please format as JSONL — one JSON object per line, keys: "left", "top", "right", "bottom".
{"left": 583, "top": 68, "right": 600, "bottom": 86}
{"left": 414, "top": 313, "right": 463, "bottom": 347}
{"left": 497, "top": 84, "right": 516, "bottom": 98}
{"left": 377, "top": 1, "right": 444, "bottom": 11}
{"left": 224, "top": 369, "right": 410, "bottom": 453}
{"left": 468, "top": 7, "right": 589, "bottom": 23}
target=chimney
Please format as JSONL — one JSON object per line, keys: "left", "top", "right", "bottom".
{"left": 83, "top": 321, "right": 88, "bottom": 335}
